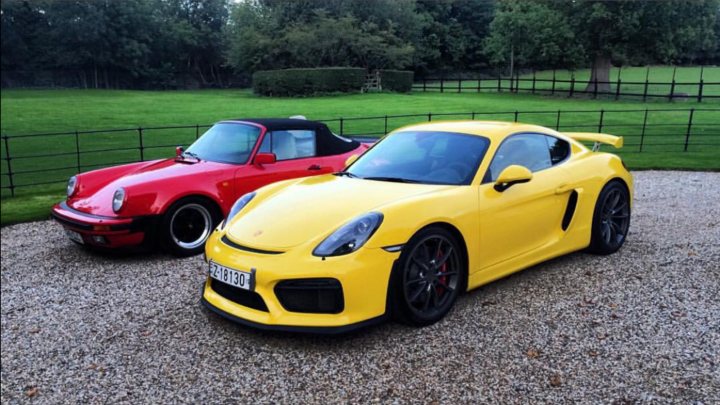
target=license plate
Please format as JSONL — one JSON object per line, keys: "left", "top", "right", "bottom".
{"left": 66, "top": 230, "right": 84, "bottom": 245}
{"left": 209, "top": 261, "right": 254, "bottom": 290}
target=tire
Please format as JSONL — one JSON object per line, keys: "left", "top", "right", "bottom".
{"left": 587, "top": 180, "right": 631, "bottom": 255}
{"left": 161, "top": 197, "right": 221, "bottom": 257}
{"left": 391, "top": 226, "right": 465, "bottom": 326}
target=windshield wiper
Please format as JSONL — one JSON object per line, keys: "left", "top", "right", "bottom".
{"left": 362, "top": 176, "right": 421, "bottom": 183}
{"left": 180, "top": 151, "right": 201, "bottom": 161}
{"left": 334, "top": 171, "right": 359, "bottom": 178}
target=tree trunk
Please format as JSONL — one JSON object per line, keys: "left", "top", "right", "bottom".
{"left": 509, "top": 43, "right": 514, "bottom": 80}
{"left": 586, "top": 54, "right": 612, "bottom": 94}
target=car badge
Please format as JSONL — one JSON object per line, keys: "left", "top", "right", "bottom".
{"left": 253, "top": 230, "right": 263, "bottom": 237}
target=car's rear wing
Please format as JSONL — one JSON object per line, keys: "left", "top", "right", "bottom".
{"left": 564, "top": 132, "right": 623, "bottom": 151}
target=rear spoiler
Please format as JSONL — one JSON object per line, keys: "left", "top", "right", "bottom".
{"left": 564, "top": 132, "right": 623, "bottom": 151}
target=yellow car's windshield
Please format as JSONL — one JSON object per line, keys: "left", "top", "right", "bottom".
{"left": 347, "top": 131, "right": 490, "bottom": 185}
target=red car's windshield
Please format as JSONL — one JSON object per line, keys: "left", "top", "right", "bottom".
{"left": 185, "top": 123, "right": 262, "bottom": 164}
{"left": 347, "top": 131, "right": 490, "bottom": 185}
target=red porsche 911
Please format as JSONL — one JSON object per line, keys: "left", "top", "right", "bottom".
{"left": 51, "top": 118, "right": 369, "bottom": 256}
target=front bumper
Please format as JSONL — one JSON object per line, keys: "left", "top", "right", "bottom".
{"left": 51, "top": 201, "right": 156, "bottom": 248}
{"left": 201, "top": 230, "right": 400, "bottom": 332}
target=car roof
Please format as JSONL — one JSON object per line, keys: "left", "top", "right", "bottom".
{"left": 393, "top": 120, "right": 562, "bottom": 142}
{"left": 220, "top": 118, "right": 326, "bottom": 131}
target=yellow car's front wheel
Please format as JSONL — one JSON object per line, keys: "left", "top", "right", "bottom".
{"left": 393, "top": 226, "right": 465, "bottom": 326}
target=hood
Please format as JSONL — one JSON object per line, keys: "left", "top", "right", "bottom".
{"left": 226, "top": 175, "right": 450, "bottom": 250}
{"left": 68, "top": 158, "right": 227, "bottom": 215}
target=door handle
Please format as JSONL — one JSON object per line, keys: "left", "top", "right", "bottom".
{"left": 555, "top": 184, "right": 572, "bottom": 194}
{"left": 308, "top": 164, "right": 322, "bottom": 171}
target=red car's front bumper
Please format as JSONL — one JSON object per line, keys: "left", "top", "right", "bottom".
{"left": 51, "top": 202, "right": 156, "bottom": 249}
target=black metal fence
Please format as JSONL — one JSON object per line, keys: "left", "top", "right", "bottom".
{"left": 2, "top": 108, "right": 718, "bottom": 197}
{"left": 414, "top": 72, "right": 720, "bottom": 102}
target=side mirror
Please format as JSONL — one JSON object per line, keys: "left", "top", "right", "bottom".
{"left": 254, "top": 152, "right": 277, "bottom": 165}
{"left": 494, "top": 165, "right": 533, "bottom": 192}
{"left": 176, "top": 146, "right": 184, "bottom": 157}
{"left": 345, "top": 154, "right": 359, "bottom": 167}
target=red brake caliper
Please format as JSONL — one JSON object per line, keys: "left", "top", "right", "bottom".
{"left": 437, "top": 249, "right": 447, "bottom": 296}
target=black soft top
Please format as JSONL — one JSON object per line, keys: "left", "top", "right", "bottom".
{"left": 221, "top": 118, "right": 359, "bottom": 156}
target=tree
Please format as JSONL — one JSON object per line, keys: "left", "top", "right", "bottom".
{"left": 483, "top": 0, "right": 580, "bottom": 77}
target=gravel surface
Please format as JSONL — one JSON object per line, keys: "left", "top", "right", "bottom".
{"left": 2, "top": 171, "right": 719, "bottom": 404}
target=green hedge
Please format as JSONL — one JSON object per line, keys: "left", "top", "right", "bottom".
{"left": 379, "top": 70, "right": 414, "bottom": 93}
{"left": 252, "top": 67, "right": 366, "bottom": 96}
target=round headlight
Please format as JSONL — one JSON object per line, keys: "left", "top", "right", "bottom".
{"left": 67, "top": 176, "right": 78, "bottom": 197}
{"left": 112, "top": 188, "right": 126, "bottom": 212}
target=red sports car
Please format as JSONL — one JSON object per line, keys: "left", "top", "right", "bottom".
{"left": 51, "top": 118, "right": 369, "bottom": 256}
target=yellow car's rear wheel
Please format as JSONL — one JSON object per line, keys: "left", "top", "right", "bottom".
{"left": 588, "top": 180, "right": 631, "bottom": 255}
{"left": 394, "top": 227, "right": 463, "bottom": 326}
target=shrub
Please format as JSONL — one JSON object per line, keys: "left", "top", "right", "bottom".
{"left": 379, "top": 70, "right": 414, "bottom": 93}
{"left": 252, "top": 67, "right": 366, "bottom": 96}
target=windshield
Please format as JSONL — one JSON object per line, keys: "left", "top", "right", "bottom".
{"left": 185, "top": 123, "right": 262, "bottom": 164}
{"left": 347, "top": 131, "right": 490, "bottom": 185}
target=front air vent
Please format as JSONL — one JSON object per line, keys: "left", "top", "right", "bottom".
{"left": 221, "top": 235, "right": 284, "bottom": 255}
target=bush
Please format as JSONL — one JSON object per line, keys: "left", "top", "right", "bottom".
{"left": 379, "top": 70, "right": 414, "bottom": 92}
{"left": 252, "top": 67, "right": 366, "bottom": 96}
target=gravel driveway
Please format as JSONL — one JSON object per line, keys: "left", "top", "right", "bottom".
{"left": 2, "top": 171, "right": 719, "bottom": 404}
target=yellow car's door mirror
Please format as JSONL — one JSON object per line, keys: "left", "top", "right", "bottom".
{"left": 494, "top": 165, "right": 533, "bottom": 192}
{"left": 345, "top": 154, "right": 359, "bottom": 168}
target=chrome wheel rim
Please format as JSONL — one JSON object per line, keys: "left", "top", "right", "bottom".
{"left": 170, "top": 203, "right": 212, "bottom": 250}
{"left": 600, "top": 188, "right": 630, "bottom": 248}
{"left": 403, "top": 235, "right": 460, "bottom": 318}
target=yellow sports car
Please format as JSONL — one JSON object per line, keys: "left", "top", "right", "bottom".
{"left": 201, "top": 121, "right": 632, "bottom": 333}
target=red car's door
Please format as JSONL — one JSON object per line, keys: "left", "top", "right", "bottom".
{"left": 234, "top": 129, "right": 333, "bottom": 197}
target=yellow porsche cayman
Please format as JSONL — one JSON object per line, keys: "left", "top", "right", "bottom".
{"left": 201, "top": 121, "right": 632, "bottom": 333}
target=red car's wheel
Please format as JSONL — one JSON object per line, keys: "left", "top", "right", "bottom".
{"left": 392, "top": 226, "right": 464, "bottom": 326}
{"left": 161, "top": 197, "right": 220, "bottom": 256}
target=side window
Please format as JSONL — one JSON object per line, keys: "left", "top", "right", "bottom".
{"left": 261, "top": 130, "right": 317, "bottom": 160}
{"left": 545, "top": 135, "right": 570, "bottom": 165}
{"left": 486, "top": 134, "right": 552, "bottom": 182}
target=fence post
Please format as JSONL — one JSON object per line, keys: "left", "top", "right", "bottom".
{"left": 75, "top": 130, "right": 81, "bottom": 172}
{"left": 195, "top": 124, "right": 200, "bottom": 139}
{"left": 598, "top": 109, "right": 605, "bottom": 133}
{"left": 532, "top": 70, "right": 536, "bottom": 94}
{"left": 423, "top": 77, "right": 426, "bottom": 92}
{"left": 471, "top": 112, "right": 476, "bottom": 120}
{"left": 555, "top": 110, "right": 561, "bottom": 130}
{"left": 458, "top": 77, "right": 462, "bottom": 93}
{"left": 514, "top": 110, "right": 519, "bottom": 122}
{"left": 698, "top": 80, "right": 704, "bottom": 103}
{"left": 669, "top": 80, "right": 676, "bottom": 102}
{"left": 497, "top": 76, "right": 501, "bottom": 92}
{"left": 428, "top": 112, "right": 432, "bottom": 122}
{"left": 593, "top": 76, "right": 598, "bottom": 99}
{"left": 477, "top": 75, "right": 481, "bottom": 93}
{"left": 569, "top": 75, "right": 575, "bottom": 97}
{"left": 551, "top": 69, "right": 556, "bottom": 95}
{"left": 698, "top": 66, "right": 704, "bottom": 103}
{"left": 138, "top": 127, "right": 145, "bottom": 161}
{"left": 639, "top": 109, "right": 648, "bottom": 152}
{"left": 683, "top": 108, "right": 695, "bottom": 152}
{"left": 339, "top": 118, "right": 344, "bottom": 135}
{"left": 643, "top": 67, "right": 650, "bottom": 102}
{"left": 440, "top": 77, "right": 444, "bottom": 93}
{"left": 615, "top": 78, "right": 621, "bottom": 100}
{"left": 2, "top": 135, "right": 14, "bottom": 197}
{"left": 384, "top": 115, "right": 388, "bottom": 134}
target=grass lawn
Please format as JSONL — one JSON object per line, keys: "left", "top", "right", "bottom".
{"left": 418, "top": 66, "right": 720, "bottom": 99}
{"left": 1, "top": 87, "right": 718, "bottom": 225}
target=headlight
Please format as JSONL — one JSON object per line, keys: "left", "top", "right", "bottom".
{"left": 313, "top": 212, "right": 383, "bottom": 257}
{"left": 67, "top": 176, "right": 78, "bottom": 197}
{"left": 221, "top": 192, "right": 256, "bottom": 229}
{"left": 112, "top": 188, "right": 126, "bottom": 212}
